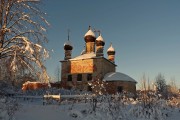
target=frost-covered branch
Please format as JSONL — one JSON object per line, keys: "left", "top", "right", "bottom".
{"left": 0, "top": 0, "right": 50, "bottom": 84}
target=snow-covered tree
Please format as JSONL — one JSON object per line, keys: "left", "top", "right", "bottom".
{"left": 155, "top": 73, "right": 167, "bottom": 98}
{"left": 0, "top": 0, "right": 50, "bottom": 84}
{"left": 88, "top": 78, "right": 107, "bottom": 95}
{"left": 54, "top": 65, "right": 61, "bottom": 82}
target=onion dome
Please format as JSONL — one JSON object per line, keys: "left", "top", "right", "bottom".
{"left": 84, "top": 26, "right": 96, "bottom": 42}
{"left": 96, "top": 34, "right": 105, "bottom": 46}
{"left": 107, "top": 43, "right": 115, "bottom": 55}
{"left": 64, "top": 40, "right": 73, "bottom": 50}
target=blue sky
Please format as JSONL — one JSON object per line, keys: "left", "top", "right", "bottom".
{"left": 43, "top": 0, "right": 180, "bottom": 88}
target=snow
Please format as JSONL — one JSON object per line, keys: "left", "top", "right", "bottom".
{"left": 107, "top": 44, "right": 115, "bottom": 52}
{"left": 1, "top": 88, "right": 180, "bottom": 120}
{"left": 84, "top": 29, "right": 95, "bottom": 37}
{"left": 43, "top": 48, "right": 49, "bottom": 59}
{"left": 96, "top": 35, "right": 104, "bottom": 41}
{"left": 103, "top": 72, "right": 137, "bottom": 83}
{"left": 10, "top": 51, "right": 18, "bottom": 72}
{"left": 70, "top": 52, "right": 96, "bottom": 60}
{"left": 81, "top": 49, "right": 86, "bottom": 55}
{"left": 13, "top": 96, "right": 180, "bottom": 120}
{"left": 64, "top": 40, "right": 72, "bottom": 46}
{"left": 15, "top": 104, "right": 72, "bottom": 120}
{"left": 34, "top": 44, "right": 42, "bottom": 52}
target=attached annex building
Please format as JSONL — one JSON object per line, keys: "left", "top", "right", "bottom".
{"left": 60, "top": 27, "right": 137, "bottom": 94}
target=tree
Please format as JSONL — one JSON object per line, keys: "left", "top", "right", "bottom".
{"left": 54, "top": 65, "right": 61, "bottom": 82}
{"left": 139, "top": 73, "right": 155, "bottom": 108}
{"left": 88, "top": 77, "right": 107, "bottom": 95}
{"left": 167, "top": 77, "right": 178, "bottom": 97}
{"left": 155, "top": 73, "right": 167, "bottom": 96}
{"left": 0, "top": 0, "right": 50, "bottom": 84}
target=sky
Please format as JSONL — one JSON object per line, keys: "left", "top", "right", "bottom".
{"left": 42, "top": 0, "right": 180, "bottom": 88}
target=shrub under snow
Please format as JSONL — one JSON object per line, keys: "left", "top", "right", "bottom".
{"left": 0, "top": 96, "right": 18, "bottom": 120}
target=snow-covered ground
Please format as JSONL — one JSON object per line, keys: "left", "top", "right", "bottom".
{"left": 1, "top": 88, "right": 180, "bottom": 120}
{"left": 12, "top": 96, "right": 180, "bottom": 120}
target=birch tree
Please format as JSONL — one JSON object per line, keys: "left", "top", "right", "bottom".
{"left": 0, "top": 0, "right": 50, "bottom": 83}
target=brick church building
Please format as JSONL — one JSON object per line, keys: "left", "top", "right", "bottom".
{"left": 60, "top": 26, "right": 137, "bottom": 94}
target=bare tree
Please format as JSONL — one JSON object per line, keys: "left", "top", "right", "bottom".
{"left": 139, "top": 73, "right": 155, "bottom": 108}
{"left": 167, "top": 77, "right": 179, "bottom": 97}
{"left": 0, "top": 0, "right": 50, "bottom": 83}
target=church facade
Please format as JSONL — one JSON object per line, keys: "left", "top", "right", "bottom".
{"left": 60, "top": 26, "right": 137, "bottom": 94}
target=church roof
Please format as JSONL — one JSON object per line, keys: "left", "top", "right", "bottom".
{"left": 70, "top": 52, "right": 96, "bottom": 60}
{"left": 69, "top": 52, "right": 116, "bottom": 66}
{"left": 103, "top": 72, "right": 137, "bottom": 83}
{"left": 84, "top": 29, "right": 96, "bottom": 37}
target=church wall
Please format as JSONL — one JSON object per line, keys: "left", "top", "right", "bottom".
{"left": 61, "top": 61, "right": 71, "bottom": 88}
{"left": 61, "top": 59, "right": 95, "bottom": 90}
{"left": 61, "top": 59, "right": 136, "bottom": 94}
{"left": 61, "top": 58, "right": 116, "bottom": 91}
{"left": 93, "top": 58, "right": 116, "bottom": 78}
{"left": 105, "top": 81, "right": 136, "bottom": 95}
{"left": 70, "top": 59, "right": 94, "bottom": 73}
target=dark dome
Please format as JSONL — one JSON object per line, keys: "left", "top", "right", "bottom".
{"left": 64, "top": 41, "right": 73, "bottom": 50}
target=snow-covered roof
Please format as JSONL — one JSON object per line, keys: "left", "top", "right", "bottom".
{"left": 107, "top": 44, "right": 115, "bottom": 52}
{"left": 64, "top": 40, "right": 72, "bottom": 46}
{"left": 96, "top": 35, "right": 104, "bottom": 42}
{"left": 103, "top": 72, "right": 137, "bottom": 83}
{"left": 70, "top": 52, "right": 96, "bottom": 60}
{"left": 84, "top": 29, "right": 95, "bottom": 37}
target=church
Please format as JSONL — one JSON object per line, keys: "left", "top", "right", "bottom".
{"left": 60, "top": 26, "right": 137, "bottom": 94}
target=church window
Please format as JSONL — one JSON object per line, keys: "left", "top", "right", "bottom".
{"left": 77, "top": 74, "right": 82, "bottom": 81}
{"left": 87, "top": 74, "right": 92, "bottom": 81}
{"left": 67, "top": 75, "right": 72, "bottom": 81}
{"left": 117, "top": 86, "right": 123, "bottom": 93}
{"left": 87, "top": 86, "right": 92, "bottom": 91}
